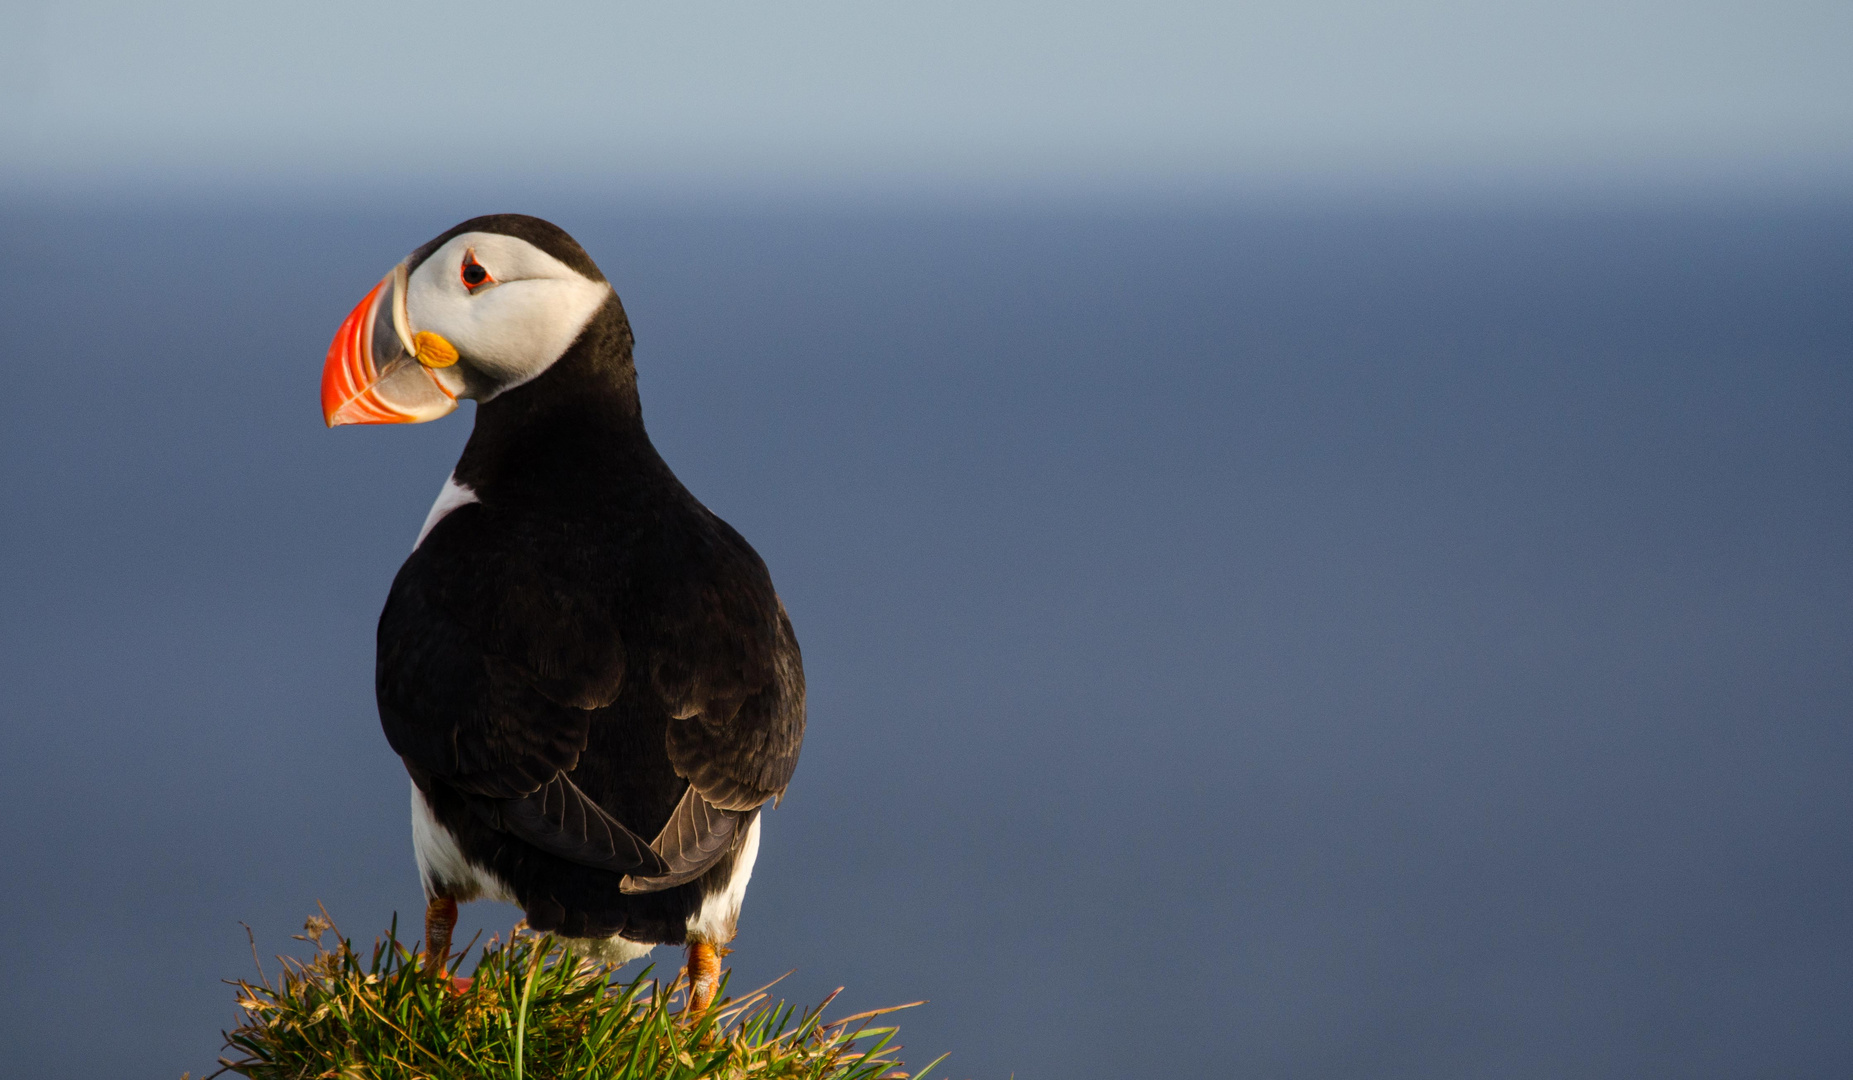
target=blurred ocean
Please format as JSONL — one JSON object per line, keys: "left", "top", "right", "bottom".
{"left": 2, "top": 199, "right": 1849, "bottom": 1078}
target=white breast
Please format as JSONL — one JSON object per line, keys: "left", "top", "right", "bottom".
{"left": 414, "top": 474, "right": 480, "bottom": 550}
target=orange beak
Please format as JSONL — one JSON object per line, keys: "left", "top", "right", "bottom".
{"left": 321, "top": 266, "right": 461, "bottom": 427}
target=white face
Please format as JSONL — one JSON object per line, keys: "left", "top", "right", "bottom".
{"left": 404, "top": 232, "right": 612, "bottom": 399}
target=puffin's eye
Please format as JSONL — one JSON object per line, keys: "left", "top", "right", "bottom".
{"left": 460, "top": 250, "right": 494, "bottom": 290}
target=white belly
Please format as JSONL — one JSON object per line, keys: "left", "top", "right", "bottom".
{"left": 686, "top": 812, "right": 762, "bottom": 945}
{"left": 410, "top": 781, "right": 516, "bottom": 905}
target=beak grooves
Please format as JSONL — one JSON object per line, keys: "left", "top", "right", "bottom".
{"left": 322, "top": 275, "right": 416, "bottom": 426}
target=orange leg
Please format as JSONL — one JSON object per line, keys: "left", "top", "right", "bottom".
{"left": 424, "top": 896, "right": 458, "bottom": 967}
{"left": 685, "top": 941, "right": 722, "bottom": 1013}
{"left": 424, "top": 896, "right": 473, "bottom": 992}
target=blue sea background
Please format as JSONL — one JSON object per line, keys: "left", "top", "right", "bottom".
{"left": 1, "top": 197, "right": 1850, "bottom": 1077}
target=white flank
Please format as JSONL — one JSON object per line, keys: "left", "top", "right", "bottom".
{"left": 414, "top": 475, "right": 479, "bottom": 549}
{"left": 410, "top": 781, "right": 515, "bottom": 904}
{"left": 686, "top": 814, "right": 762, "bottom": 944}
{"left": 581, "top": 934, "right": 657, "bottom": 966}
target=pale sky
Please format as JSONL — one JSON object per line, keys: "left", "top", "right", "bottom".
{"left": 3, "top": 0, "right": 1849, "bottom": 198}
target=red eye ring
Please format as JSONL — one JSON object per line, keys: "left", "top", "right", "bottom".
{"left": 460, "top": 248, "right": 494, "bottom": 291}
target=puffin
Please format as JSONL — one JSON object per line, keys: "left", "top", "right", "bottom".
{"left": 320, "top": 214, "right": 805, "bottom": 1010}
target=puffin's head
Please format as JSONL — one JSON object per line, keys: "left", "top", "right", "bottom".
{"left": 321, "top": 215, "right": 612, "bottom": 426}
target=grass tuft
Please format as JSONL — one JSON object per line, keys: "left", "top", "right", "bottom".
{"left": 202, "top": 911, "right": 948, "bottom": 1080}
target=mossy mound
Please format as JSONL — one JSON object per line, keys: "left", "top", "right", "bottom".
{"left": 202, "top": 913, "right": 944, "bottom": 1080}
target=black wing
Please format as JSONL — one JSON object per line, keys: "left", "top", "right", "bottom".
{"left": 620, "top": 790, "right": 750, "bottom": 893}
{"left": 622, "top": 517, "right": 806, "bottom": 894}
{"left": 377, "top": 505, "right": 666, "bottom": 876}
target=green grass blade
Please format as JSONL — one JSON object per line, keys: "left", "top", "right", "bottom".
{"left": 218, "top": 915, "right": 947, "bottom": 1080}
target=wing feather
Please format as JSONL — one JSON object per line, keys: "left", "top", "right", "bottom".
{"left": 618, "top": 788, "right": 748, "bottom": 893}
{"left": 653, "top": 587, "right": 806, "bottom": 812}
{"left": 487, "top": 774, "right": 668, "bottom": 875}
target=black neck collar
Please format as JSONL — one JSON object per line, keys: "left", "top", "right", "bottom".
{"left": 453, "top": 296, "right": 671, "bottom": 500}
